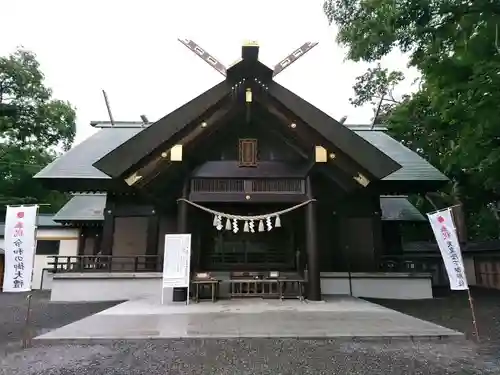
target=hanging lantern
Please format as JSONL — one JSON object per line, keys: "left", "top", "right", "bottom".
{"left": 266, "top": 216, "right": 272, "bottom": 231}
{"left": 258, "top": 220, "right": 265, "bottom": 232}
{"left": 225, "top": 218, "right": 232, "bottom": 230}
{"left": 232, "top": 219, "right": 239, "bottom": 233}
{"left": 243, "top": 221, "right": 249, "bottom": 232}
{"left": 275, "top": 215, "right": 281, "bottom": 227}
{"left": 249, "top": 220, "right": 255, "bottom": 233}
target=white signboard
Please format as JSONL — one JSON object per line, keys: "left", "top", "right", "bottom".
{"left": 427, "top": 208, "right": 468, "bottom": 290}
{"left": 162, "top": 234, "right": 191, "bottom": 289}
{"left": 2, "top": 205, "right": 38, "bottom": 292}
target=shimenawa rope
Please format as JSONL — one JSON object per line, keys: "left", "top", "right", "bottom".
{"left": 177, "top": 198, "right": 316, "bottom": 220}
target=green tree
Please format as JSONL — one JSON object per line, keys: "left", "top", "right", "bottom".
{"left": 0, "top": 48, "right": 76, "bottom": 212}
{"left": 323, "top": 0, "right": 500, "bottom": 239}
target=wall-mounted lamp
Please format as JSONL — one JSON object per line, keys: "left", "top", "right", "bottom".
{"left": 170, "top": 144, "right": 183, "bottom": 161}
{"left": 315, "top": 146, "right": 328, "bottom": 163}
{"left": 245, "top": 88, "right": 252, "bottom": 103}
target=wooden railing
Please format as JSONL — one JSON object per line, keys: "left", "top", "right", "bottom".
{"left": 47, "top": 255, "right": 163, "bottom": 273}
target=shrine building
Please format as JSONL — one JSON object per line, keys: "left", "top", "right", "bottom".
{"left": 34, "top": 41, "right": 448, "bottom": 302}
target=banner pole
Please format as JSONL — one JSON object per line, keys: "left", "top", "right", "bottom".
{"left": 427, "top": 204, "right": 462, "bottom": 216}
{"left": 466, "top": 288, "right": 480, "bottom": 342}
{"left": 30, "top": 205, "right": 40, "bottom": 290}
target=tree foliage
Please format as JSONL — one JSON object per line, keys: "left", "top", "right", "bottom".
{"left": 0, "top": 48, "right": 76, "bottom": 211}
{"left": 324, "top": 0, "right": 500, "bottom": 239}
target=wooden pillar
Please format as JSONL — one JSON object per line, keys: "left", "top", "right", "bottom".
{"left": 305, "top": 176, "right": 321, "bottom": 301}
{"left": 174, "top": 181, "right": 190, "bottom": 299}
{"left": 93, "top": 229, "right": 101, "bottom": 255}
{"left": 100, "top": 200, "right": 115, "bottom": 255}
{"left": 177, "top": 182, "right": 189, "bottom": 233}
{"left": 146, "top": 210, "right": 160, "bottom": 270}
{"left": 77, "top": 228, "right": 87, "bottom": 256}
{"left": 372, "top": 197, "right": 383, "bottom": 269}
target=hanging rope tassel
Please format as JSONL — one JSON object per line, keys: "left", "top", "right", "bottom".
{"left": 275, "top": 215, "right": 281, "bottom": 227}
{"left": 243, "top": 221, "right": 249, "bottom": 232}
{"left": 225, "top": 218, "right": 232, "bottom": 230}
{"left": 216, "top": 215, "right": 223, "bottom": 231}
{"left": 232, "top": 219, "right": 239, "bottom": 233}
{"left": 266, "top": 216, "right": 273, "bottom": 231}
{"left": 249, "top": 220, "right": 255, "bottom": 233}
{"left": 258, "top": 220, "right": 265, "bottom": 232}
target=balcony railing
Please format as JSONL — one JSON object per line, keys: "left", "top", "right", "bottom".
{"left": 47, "top": 255, "right": 163, "bottom": 273}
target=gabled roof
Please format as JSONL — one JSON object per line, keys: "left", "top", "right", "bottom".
{"left": 53, "top": 193, "right": 106, "bottom": 222}
{"left": 265, "top": 82, "right": 401, "bottom": 180}
{"left": 380, "top": 195, "right": 425, "bottom": 221}
{"left": 35, "top": 127, "right": 142, "bottom": 179}
{"left": 34, "top": 124, "right": 447, "bottom": 186}
{"left": 52, "top": 193, "right": 424, "bottom": 222}
{"left": 93, "top": 81, "right": 231, "bottom": 178}
{"left": 90, "top": 43, "right": 401, "bottom": 181}
{"left": 354, "top": 128, "right": 447, "bottom": 182}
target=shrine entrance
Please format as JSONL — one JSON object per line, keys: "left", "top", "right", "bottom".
{"left": 189, "top": 201, "right": 305, "bottom": 273}
{"left": 203, "top": 226, "right": 296, "bottom": 271}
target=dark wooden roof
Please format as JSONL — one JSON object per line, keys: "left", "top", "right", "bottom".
{"left": 34, "top": 125, "right": 447, "bottom": 189}
{"left": 90, "top": 43, "right": 402, "bottom": 181}
{"left": 93, "top": 81, "right": 231, "bottom": 178}
{"left": 35, "top": 125, "right": 448, "bottom": 191}
{"left": 265, "top": 82, "right": 400, "bottom": 180}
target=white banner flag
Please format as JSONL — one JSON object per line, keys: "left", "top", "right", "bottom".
{"left": 2, "top": 205, "right": 38, "bottom": 292}
{"left": 427, "top": 207, "right": 468, "bottom": 290}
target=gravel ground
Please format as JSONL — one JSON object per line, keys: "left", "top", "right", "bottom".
{"left": 368, "top": 287, "right": 500, "bottom": 356}
{"left": 0, "top": 291, "right": 118, "bottom": 354}
{"left": 1, "top": 289, "right": 500, "bottom": 374}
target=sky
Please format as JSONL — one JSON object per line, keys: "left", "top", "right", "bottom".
{"left": 0, "top": 0, "right": 417, "bottom": 146}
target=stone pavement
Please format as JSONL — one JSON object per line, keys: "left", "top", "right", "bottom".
{"left": 34, "top": 296, "right": 463, "bottom": 341}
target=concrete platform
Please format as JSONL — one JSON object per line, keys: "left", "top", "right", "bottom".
{"left": 34, "top": 297, "right": 464, "bottom": 341}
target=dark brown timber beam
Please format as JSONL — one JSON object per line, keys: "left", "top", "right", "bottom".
{"left": 257, "top": 96, "right": 375, "bottom": 187}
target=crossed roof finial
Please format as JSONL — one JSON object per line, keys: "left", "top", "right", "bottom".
{"left": 178, "top": 38, "right": 318, "bottom": 78}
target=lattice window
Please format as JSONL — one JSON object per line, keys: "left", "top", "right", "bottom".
{"left": 205, "top": 231, "right": 294, "bottom": 270}
{"left": 238, "top": 139, "right": 258, "bottom": 167}
{"left": 191, "top": 178, "right": 304, "bottom": 194}
{"left": 192, "top": 179, "right": 244, "bottom": 193}
{"left": 251, "top": 179, "right": 304, "bottom": 193}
